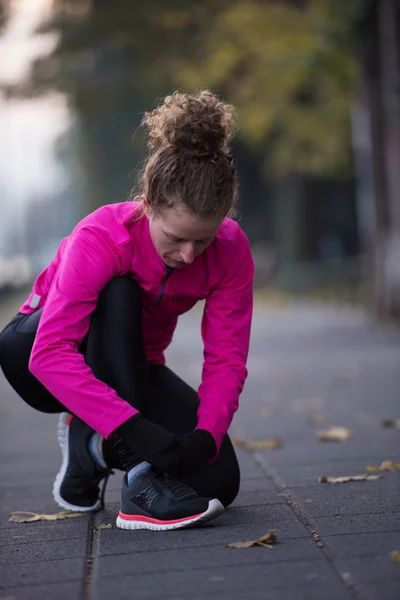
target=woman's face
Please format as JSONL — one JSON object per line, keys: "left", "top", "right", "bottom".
{"left": 146, "top": 203, "right": 222, "bottom": 268}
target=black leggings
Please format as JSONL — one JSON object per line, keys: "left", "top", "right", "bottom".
{"left": 0, "top": 277, "right": 240, "bottom": 506}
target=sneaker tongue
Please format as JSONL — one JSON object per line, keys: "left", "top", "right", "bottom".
{"left": 164, "top": 476, "right": 198, "bottom": 499}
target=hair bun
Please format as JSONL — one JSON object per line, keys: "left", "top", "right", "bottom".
{"left": 142, "top": 90, "right": 237, "bottom": 157}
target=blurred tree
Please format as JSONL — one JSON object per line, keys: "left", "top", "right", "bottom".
{"left": 20, "top": 0, "right": 368, "bottom": 178}
{"left": 173, "top": 0, "right": 359, "bottom": 177}
{"left": 20, "top": 1, "right": 235, "bottom": 210}
{"left": 6, "top": 0, "right": 369, "bottom": 290}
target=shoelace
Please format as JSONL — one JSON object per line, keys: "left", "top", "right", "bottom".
{"left": 161, "top": 474, "right": 195, "bottom": 497}
{"left": 149, "top": 469, "right": 191, "bottom": 496}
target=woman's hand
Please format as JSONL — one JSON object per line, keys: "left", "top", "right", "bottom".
{"left": 177, "top": 429, "right": 217, "bottom": 476}
{"left": 118, "top": 414, "right": 182, "bottom": 474}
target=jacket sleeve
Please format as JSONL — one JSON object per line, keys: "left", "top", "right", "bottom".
{"left": 28, "top": 226, "right": 138, "bottom": 438}
{"left": 196, "top": 229, "right": 254, "bottom": 458}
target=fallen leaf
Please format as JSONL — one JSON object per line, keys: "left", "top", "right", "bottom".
{"left": 92, "top": 523, "right": 112, "bottom": 531}
{"left": 316, "top": 426, "right": 353, "bottom": 442}
{"left": 318, "top": 474, "right": 380, "bottom": 484}
{"left": 365, "top": 460, "right": 400, "bottom": 472}
{"left": 232, "top": 437, "right": 283, "bottom": 450}
{"left": 381, "top": 419, "right": 400, "bottom": 430}
{"left": 228, "top": 532, "right": 277, "bottom": 549}
{"left": 391, "top": 550, "right": 400, "bottom": 563}
{"left": 308, "top": 414, "right": 325, "bottom": 426}
{"left": 227, "top": 540, "right": 256, "bottom": 549}
{"left": 9, "top": 511, "right": 85, "bottom": 523}
{"left": 258, "top": 532, "right": 277, "bottom": 544}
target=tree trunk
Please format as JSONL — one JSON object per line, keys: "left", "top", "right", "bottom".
{"left": 353, "top": 0, "right": 400, "bottom": 318}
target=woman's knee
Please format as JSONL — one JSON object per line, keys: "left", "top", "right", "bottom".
{"left": 184, "top": 435, "right": 241, "bottom": 507}
{"left": 98, "top": 276, "right": 141, "bottom": 307}
{"left": 90, "top": 276, "right": 143, "bottom": 339}
{"left": 217, "top": 461, "right": 241, "bottom": 507}
{"left": 0, "top": 314, "right": 29, "bottom": 370}
{"left": 216, "top": 439, "right": 241, "bottom": 507}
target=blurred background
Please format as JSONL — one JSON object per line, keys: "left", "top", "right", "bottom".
{"left": 0, "top": 0, "right": 399, "bottom": 318}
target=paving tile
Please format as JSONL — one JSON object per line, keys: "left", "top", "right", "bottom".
{"left": 0, "top": 581, "right": 82, "bottom": 600}
{"left": 221, "top": 447, "right": 267, "bottom": 478}
{"left": 231, "top": 490, "right": 286, "bottom": 507}
{"left": 0, "top": 488, "right": 67, "bottom": 512}
{"left": 0, "top": 557, "right": 85, "bottom": 587}
{"left": 234, "top": 476, "right": 279, "bottom": 493}
{"left": 0, "top": 518, "right": 89, "bottom": 545}
{"left": 256, "top": 442, "right": 400, "bottom": 467}
{"left": 287, "top": 478, "right": 400, "bottom": 497}
{"left": 292, "top": 489, "right": 400, "bottom": 517}
{"left": 354, "top": 581, "right": 400, "bottom": 600}
{"left": 334, "top": 554, "right": 400, "bottom": 583}
{"left": 323, "top": 531, "right": 400, "bottom": 559}
{"left": 94, "top": 536, "right": 323, "bottom": 578}
{"left": 1, "top": 302, "right": 400, "bottom": 599}
{"left": 187, "top": 585, "right": 352, "bottom": 600}
{"left": 0, "top": 537, "right": 89, "bottom": 565}
{"left": 264, "top": 461, "right": 400, "bottom": 490}
{"left": 92, "top": 560, "right": 341, "bottom": 599}
{"left": 216, "top": 505, "right": 311, "bottom": 532}
{"left": 312, "top": 514, "right": 400, "bottom": 536}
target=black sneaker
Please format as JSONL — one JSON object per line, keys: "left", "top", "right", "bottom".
{"left": 116, "top": 466, "right": 224, "bottom": 531}
{"left": 53, "top": 413, "right": 112, "bottom": 512}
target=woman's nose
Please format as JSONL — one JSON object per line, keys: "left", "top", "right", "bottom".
{"left": 180, "top": 244, "right": 195, "bottom": 264}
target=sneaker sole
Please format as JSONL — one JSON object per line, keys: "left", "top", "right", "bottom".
{"left": 115, "top": 498, "right": 225, "bottom": 531}
{"left": 53, "top": 413, "right": 102, "bottom": 513}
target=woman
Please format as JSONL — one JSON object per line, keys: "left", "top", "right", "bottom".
{"left": 0, "top": 90, "right": 254, "bottom": 531}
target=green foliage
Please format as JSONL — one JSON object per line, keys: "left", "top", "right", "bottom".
{"left": 170, "top": 0, "right": 360, "bottom": 176}
{"left": 21, "top": 0, "right": 371, "bottom": 177}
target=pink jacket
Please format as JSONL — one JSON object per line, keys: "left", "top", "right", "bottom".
{"left": 20, "top": 202, "right": 254, "bottom": 454}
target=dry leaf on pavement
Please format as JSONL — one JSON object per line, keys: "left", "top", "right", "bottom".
{"left": 365, "top": 460, "right": 400, "bottom": 472}
{"left": 228, "top": 532, "right": 277, "bottom": 549}
{"left": 316, "top": 426, "right": 353, "bottom": 442}
{"left": 391, "top": 551, "right": 400, "bottom": 563}
{"left": 232, "top": 437, "right": 283, "bottom": 450}
{"left": 381, "top": 419, "right": 400, "bottom": 430}
{"left": 318, "top": 474, "right": 380, "bottom": 484}
{"left": 92, "top": 523, "right": 112, "bottom": 531}
{"left": 9, "top": 511, "right": 85, "bottom": 523}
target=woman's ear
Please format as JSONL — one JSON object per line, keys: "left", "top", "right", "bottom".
{"left": 141, "top": 195, "right": 151, "bottom": 216}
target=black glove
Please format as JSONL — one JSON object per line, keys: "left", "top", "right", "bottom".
{"left": 118, "top": 414, "right": 182, "bottom": 475}
{"left": 177, "top": 429, "right": 217, "bottom": 477}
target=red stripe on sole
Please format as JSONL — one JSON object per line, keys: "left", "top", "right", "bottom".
{"left": 66, "top": 414, "right": 74, "bottom": 426}
{"left": 118, "top": 510, "right": 204, "bottom": 525}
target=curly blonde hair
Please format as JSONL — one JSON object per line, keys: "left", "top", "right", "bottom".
{"left": 135, "top": 90, "right": 238, "bottom": 219}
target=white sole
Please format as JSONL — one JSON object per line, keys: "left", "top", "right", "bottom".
{"left": 116, "top": 498, "right": 225, "bottom": 531}
{"left": 53, "top": 413, "right": 102, "bottom": 513}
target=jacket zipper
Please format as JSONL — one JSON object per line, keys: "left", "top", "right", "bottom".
{"left": 153, "top": 266, "right": 174, "bottom": 306}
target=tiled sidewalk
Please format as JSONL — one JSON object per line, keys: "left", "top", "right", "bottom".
{"left": 1, "top": 297, "right": 399, "bottom": 599}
